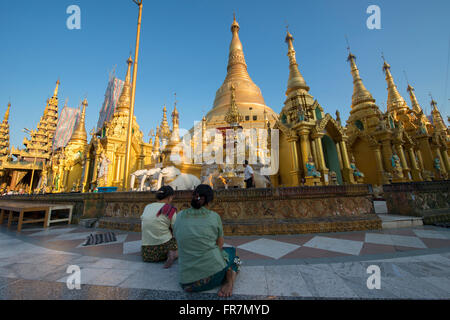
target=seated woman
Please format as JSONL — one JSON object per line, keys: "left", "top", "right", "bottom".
{"left": 173, "top": 184, "right": 241, "bottom": 297}
{"left": 141, "top": 186, "right": 178, "bottom": 268}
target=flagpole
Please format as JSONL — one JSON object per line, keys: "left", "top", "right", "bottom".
{"left": 123, "top": 0, "right": 143, "bottom": 191}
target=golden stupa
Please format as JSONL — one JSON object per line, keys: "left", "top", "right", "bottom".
{"left": 205, "top": 15, "right": 278, "bottom": 129}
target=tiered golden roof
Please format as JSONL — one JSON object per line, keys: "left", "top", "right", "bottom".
{"left": 18, "top": 80, "right": 60, "bottom": 159}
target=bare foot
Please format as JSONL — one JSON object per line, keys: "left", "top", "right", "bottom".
{"left": 164, "top": 250, "right": 178, "bottom": 269}
{"left": 218, "top": 269, "right": 237, "bottom": 298}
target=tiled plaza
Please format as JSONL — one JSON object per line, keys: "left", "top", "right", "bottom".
{"left": 1, "top": 216, "right": 450, "bottom": 299}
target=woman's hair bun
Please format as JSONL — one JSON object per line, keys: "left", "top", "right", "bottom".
{"left": 191, "top": 184, "right": 214, "bottom": 209}
{"left": 156, "top": 186, "right": 175, "bottom": 200}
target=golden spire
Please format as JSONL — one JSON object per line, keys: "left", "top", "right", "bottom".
{"left": 347, "top": 52, "right": 375, "bottom": 108}
{"left": 430, "top": 97, "right": 446, "bottom": 132}
{"left": 225, "top": 83, "right": 243, "bottom": 125}
{"left": 171, "top": 94, "right": 180, "bottom": 143}
{"left": 53, "top": 79, "right": 60, "bottom": 98}
{"left": 285, "top": 29, "right": 309, "bottom": 95}
{"left": 3, "top": 102, "right": 11, "bottom": 123}
{"left": 382, "top": 58, "right": 409, "bottom": 114}
{"left": 70, "top": 98, "right": 88, "bottom": 143}
{"left": 159, "top": 105, "right": 171, "bottom": 140}
{"left": 0, "top": 102, "right": 10, "bottom": 157}
{"left": 406, "top": 84, "right": 423, "bottom": 114}
{"left": 116, "top": 55, "right": 133, "bottom": 114}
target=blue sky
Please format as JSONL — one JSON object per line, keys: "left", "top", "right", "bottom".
{"left": 0, "top": 0, "right": 449, "bottom": 148}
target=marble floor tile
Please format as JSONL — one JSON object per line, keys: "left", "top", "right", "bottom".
{"left": 5, "top": 263, "right": 62, "bottom": 281}
{"left": 298, "top": 264, "right": 358, "bottom": 298}
{"left": 119, "top": 267, "right": 180, "bottom": 291}
{"left": 338, "top": 276, "right": 399, "bottom": 299}
{"left": 48, "top": 232, "right": 94, "bottom": 242}
{"left": 233, "top": 266, "right": 268, "bottom": 296}
{"left": 88, "top": 257, "right": 148, "bottom": 271}
{"left": 29, "top": 228, "right": 77, "bottom": 237}
{"left": 380, "top": 276, "right": 450, "bottom": 299}
{"left": 58, "top": 267, "right": 136, "bottom": 287}
{"left": 0, "top": 267, "right": 18, "bottom": 279}
{"left": 393, "top": 261, "right": 450, "bottom": 278}
{"left": 237, "top": 239, "right": 300, "bottom": 260}
{"left": 421, "top": 276, "right": 450, "bottom": 294}
{"left": 413, "top": 229, "right": 450, "bottom": 240}
{"left": 303, "top": 236, "right": 364, "bottom": 256}
{"left": 123, "top": 240, "right": 142, "bottom": 255}
{"left": 264, "top": 265, "right": 313, "bottom": 298}
{"left": 329, "top": 262, "right": 368, "bottom": 278}
{"left": 365, "top": 233, "right": 427, "bottom": 248}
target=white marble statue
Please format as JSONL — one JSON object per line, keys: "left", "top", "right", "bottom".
{"left": 156, "top": 166, "right": 201, "bottom": 191}
{"left": 130, "top": 168, "right": 162, "bottom": 191}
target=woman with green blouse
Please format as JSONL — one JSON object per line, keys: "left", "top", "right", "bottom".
{"left": 173, "top": 184, "right": 241, "bottom": 297}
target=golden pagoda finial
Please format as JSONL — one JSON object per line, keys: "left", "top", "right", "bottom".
{"left": 53, "top": 79, "right": 60, "bottom": 98}
{"left": 285, "top": 30, "right": 309, "bottom": 95}
{"left": 429, "top": 95, "right": 446, "bottom": 132}
{"left": 70, "top": 98, "right": 88, "bottom": 143}
{"left": 159, "top": 105, "right": 171, "bottom": 140}
{"left": 3, "top": 102, "right": 11, "bottom": 123}
{"left": 346, "top": 49, "right": 375, "bottom": 108}
{"left": 171, "top": 94, "right": 180, "bottom": 143}
{"left": 227, "top": 14, "right": 246, "bottom": 70}
{"left": 382, "top": 56, "right": 409, "bottom": 114}
{"left": 116, "top": 56, "right": 133, "bottom": 114}
{"left": 406, "top": 81, "right": 423, "bottom": 114}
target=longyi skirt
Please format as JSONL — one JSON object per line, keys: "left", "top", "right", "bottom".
{"left": 141, "top": 238, "right": 178, "bottom": 262}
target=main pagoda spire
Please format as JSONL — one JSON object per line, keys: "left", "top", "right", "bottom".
{"left": 208, "top": 14, "right": 276, "bottom": 128}
{"left": 285, "top": 30, "right": 309, "bottom": 95}
{"left": 225, "top": 13, "right": 252, "bottom": 82}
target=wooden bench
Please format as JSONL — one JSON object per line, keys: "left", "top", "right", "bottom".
{"left": 0, "top": 202, "right": 74, "bottom": 232}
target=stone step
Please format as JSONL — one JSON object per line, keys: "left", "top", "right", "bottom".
{"left": 377, "top": 214, "right": 423, "bottom": 229}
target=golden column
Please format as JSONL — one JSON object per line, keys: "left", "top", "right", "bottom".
{"left": 394, "top": 143, "right": 411, "bottom": 180}
{"left": 339, "top": 139, "right": 354, "bottom": 184}
{"left": 123, "top": 0, "right": 143, "bottom": 190}
{"left": 82, "top": 155, "right": 91, "bottom": 192}
{"left": 441, "top": 147, "right": 450, "bottom": 173}
{"left": 406, "top": 146, "right": 422, "bottom": 181}
{"left": 312, "top": 133, "right": 328, "bottom": 180}
{"left": 298, "top": 129, "right": 311, "bottom": 173}
{"left": 287, "top": 133, "right": 301, "bottom": 186}
{"left": 372, "top": 146, "right": 385, "bottom": 185}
